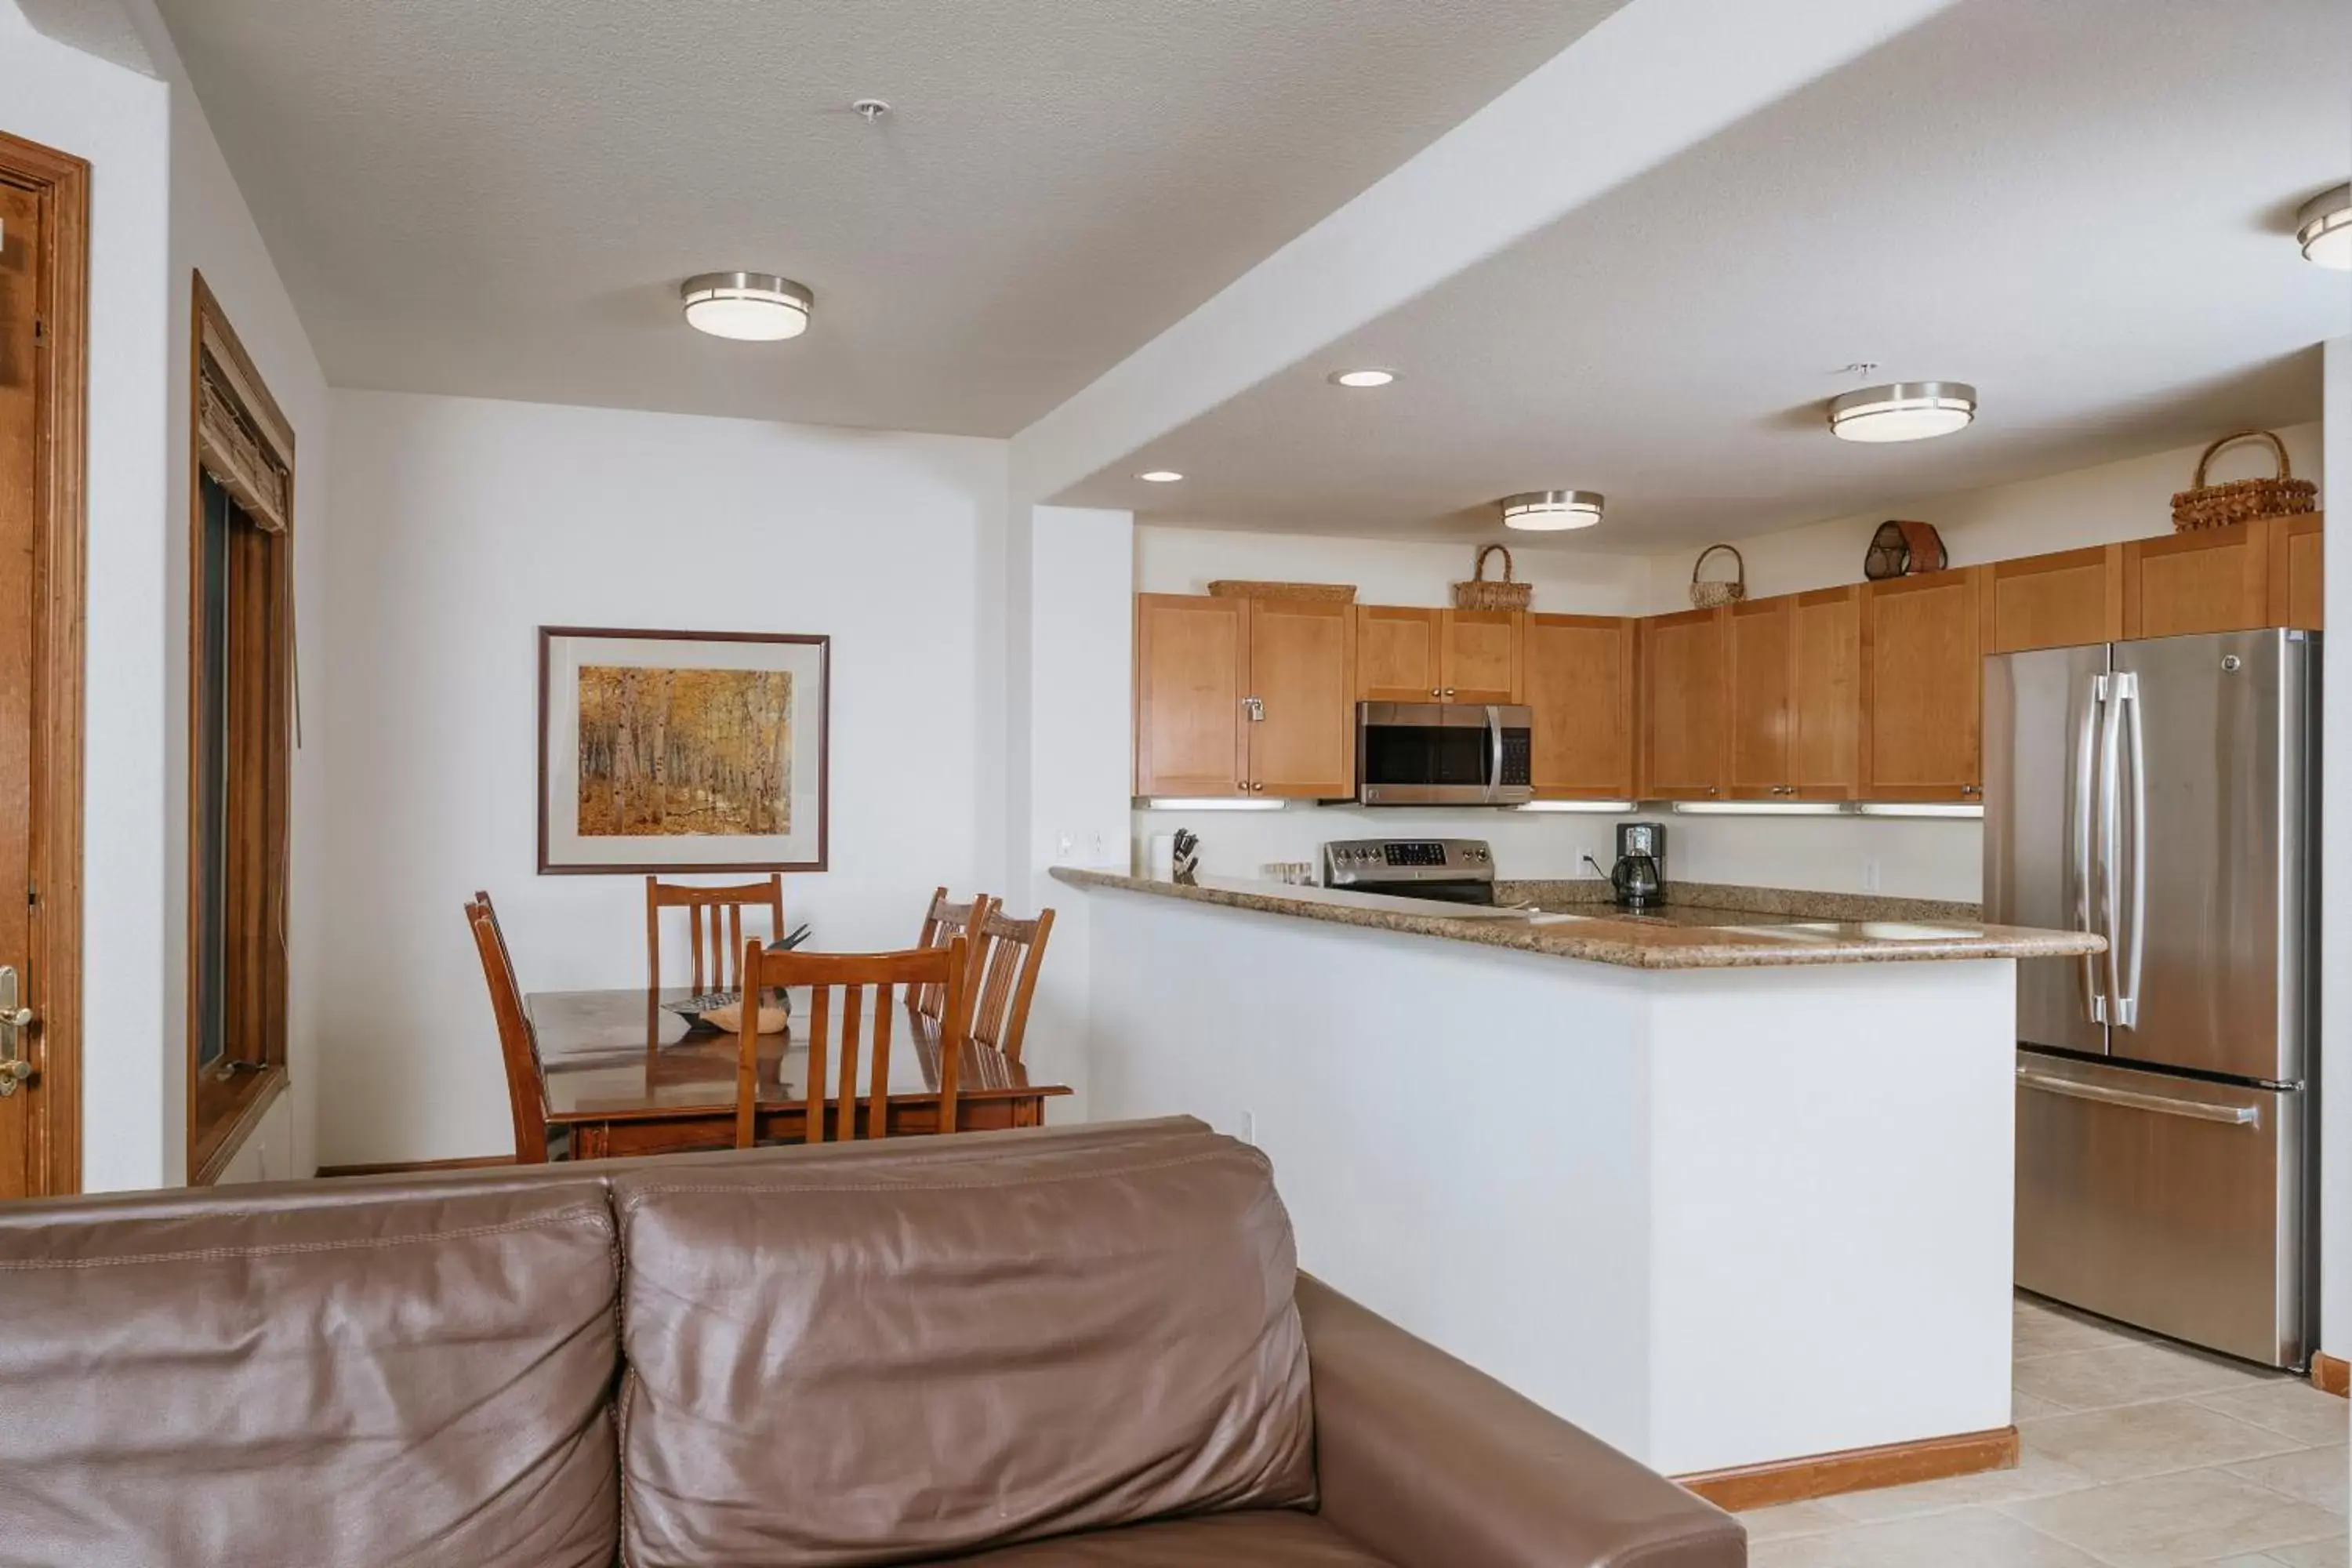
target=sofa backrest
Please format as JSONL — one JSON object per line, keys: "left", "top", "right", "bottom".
{"left": 0, "top": 1175, "right": 620, "bottom": 1568}
{"left": 613, "top": 1123, "right": 1316, "bottom": 1567}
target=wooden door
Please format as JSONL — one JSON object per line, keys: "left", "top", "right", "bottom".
{"left": 1247, "top": 598, "right": 1355, "bottom": 798}
{"left": 1639, "top": 608, "right": 1726, "bottom": 800}
{"left": 2267, "top": 514, "right": 2323, "bottom": 630}
{"left": 2124, "top": 524, "right": 2270, "bottom": 639}
{"left": 1441, "top": 608, "right": 1522, "bottom": 704}
{"left": 1356, "top": 605, "right": 1443, "bottom": 702}
{"left": 1133, "top": 594, "right": 1247, "bottom": 797}
{"left": 1984, "top": 546, "right": 2122, "bottom": 653}
{"left": 1863, "top": 568, "right": 1983, "bottom": 801}
{"left": 1523, "top": 615, "right": 1635, "bottom": 798}
{"left": 0, "top": 135, "right": 87, "bottom": 1198}
{"left": 1788, "top": 586, "right": 1863, "bottom": 799}
{"left": 1725, "top": 596, "right": 1791, "bottom": 799}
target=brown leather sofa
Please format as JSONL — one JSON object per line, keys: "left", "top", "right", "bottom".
{"left": 0, "top": 1118, "right": 1742, "bottom": 1567}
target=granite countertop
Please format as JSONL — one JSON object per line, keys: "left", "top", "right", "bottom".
{"left": 1047, "top": 868, "right": 2105, "bottom": 971}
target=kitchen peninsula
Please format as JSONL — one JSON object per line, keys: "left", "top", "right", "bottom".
{"left": 1053, "top": 865, "right": 2103, "bottom": 1495}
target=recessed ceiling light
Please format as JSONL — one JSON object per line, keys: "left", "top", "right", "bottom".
{"left": 1137, "top": 470, "right": 1184, "bottom": 483}
{"left": 1828, "top": 381, "right": 1976, "bottom": 443}
{"left": 681, "top": 272, "right": 813, "bottom": 341}
{"left": 1327, "top": 368, "right": 1397, "bottom": 388}
{"left": 2296, "top": 183, "right": 2350, "bottom": 270}
{"left": 1500, "top": 490, "right": 1603, "bottom": 531}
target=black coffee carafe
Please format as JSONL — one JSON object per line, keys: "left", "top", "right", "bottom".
{"left": 1610, "top": 821, "right": 1667, "bottom": 910}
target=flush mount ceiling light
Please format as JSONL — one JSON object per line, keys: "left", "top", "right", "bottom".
{"left": 1828, "top": 381, "right": 1977, "bottom": 443}
{"left": 1327, "top": 368, "right": 1398, "bottom": 388}
{"left": 1499, "top": 490, "right": 1604, "bottom": 531}
{"left": 681, "top": 273, "right": 814, "bottom": 341}
{"left": 2296, "top": 183, "right": 2351, "bottom": 270}
{"left": 1137, "top": 470, "right": 1185, "bottom": 483}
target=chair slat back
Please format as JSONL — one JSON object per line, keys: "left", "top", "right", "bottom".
{"left": 735, "top": 941, "right": 967, "bottom": 1149}
{"left": 464, "top": 893, "right": 552, "bottom": 1164}
{"left": 968, "top": 906, "right": 1055, "bottom": 1065}
{"left": 913, "top": 886, "right": 993, "bottom": 1020}
{"left": 646, "top": 874, "right": 786, "bottom": 993}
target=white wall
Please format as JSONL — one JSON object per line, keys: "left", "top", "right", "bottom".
{"left": 0, "top": 1, "right": 173, "bottom": 1191}
{"left": 320, "top": 391, "right": 1009, "bottom": 1167}
{"left": 2321, "top": 339, "right": 2348, "bottom": 1367}
{"left": 1137, "top": 524, "right": 1649, "bottom": 615}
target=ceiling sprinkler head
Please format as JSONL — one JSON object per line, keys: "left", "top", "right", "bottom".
{"left": 853, "top": 98, "right": 891, "bottom": 123}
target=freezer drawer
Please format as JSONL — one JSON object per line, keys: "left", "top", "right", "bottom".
{"left": 2016, "top": 1051, "right": 2308, "bottom": 1368}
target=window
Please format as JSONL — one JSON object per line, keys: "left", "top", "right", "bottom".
{"left": 187, "top": 274, "right": 295, "bottom": 1184}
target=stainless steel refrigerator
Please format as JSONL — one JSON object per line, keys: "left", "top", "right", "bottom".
{"left": 1985, "top": 629, "right": 2318, "bottom": 1370}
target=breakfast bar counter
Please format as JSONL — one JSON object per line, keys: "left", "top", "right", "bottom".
{"left": 1053, "top": 864, "right": 2100, "bottom": 1493}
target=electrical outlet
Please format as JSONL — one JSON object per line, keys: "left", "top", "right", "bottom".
{"left": 1089, "top": 830, "right": 1105, "bottom": 860}
{"left": 1057, "top": 831, "right": 1075, "bottom": 858}
{"left": 1862, "top": 856, "right": 1882, "bottom": 893}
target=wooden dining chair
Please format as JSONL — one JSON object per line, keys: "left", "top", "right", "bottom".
{"left": 967, "top": 906, "right": 1055, "bottom": 1066}
{"left": 735, "top": 939, "right": 969, "bottom": 1149}
{"left": 913, "top": 885, "right": 993, "bottom": 1021}
{"left": 464, "top": 892, "right": 557, "bottom": 1163}
{"left": 646, "top": 873, "right": 786, "bottom": 993}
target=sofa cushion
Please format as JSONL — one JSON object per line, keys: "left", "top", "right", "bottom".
{"left": 0, "top": 1180, "right": 619, "bottom": 1568}
{"left": 615, "top": 1127, "right": 1315, "bottom": 1566}
{"left": 909, "top": 1513, "right": 1394, "bottom": 1566}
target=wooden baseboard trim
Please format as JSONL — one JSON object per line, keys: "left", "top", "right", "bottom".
{"left": 1675, "top": 1425, "right": 2019, "bottom": 1512}
{"left": 315, "top": 1155, "right": 516, "bottom": 1179}
{"left": 2314, "top": 1352, "right": 2349, "bottom": 1399}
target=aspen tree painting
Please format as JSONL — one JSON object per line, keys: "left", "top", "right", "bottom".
{"left": 539, "top": 627, "right": 830, "bottom": 873}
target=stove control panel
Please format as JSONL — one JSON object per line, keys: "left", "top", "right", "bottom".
{"left": 1321, "top": 838, "right": 1496, "bottom": 886}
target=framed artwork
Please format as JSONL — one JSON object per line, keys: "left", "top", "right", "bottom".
{"left": 538, "top": 626, "right": 829, "bottom": 874}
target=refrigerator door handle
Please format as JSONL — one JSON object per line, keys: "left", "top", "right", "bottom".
{"left": 2115, "top": 670, "right": 2147, "bottom": 1029}
{"left": 2076, "top": 673, "right": 2107, "bottom": 1023}
{"left": 2098, "top": 669, "right": 2126, "bottom": 1028}
{"left": 2016, "top": 1065, "right": 2259, "bottom": 1127}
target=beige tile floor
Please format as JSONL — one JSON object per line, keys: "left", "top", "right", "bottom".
{"left": 1737, "top": 1294, "right": 2347, "bottom": 1566}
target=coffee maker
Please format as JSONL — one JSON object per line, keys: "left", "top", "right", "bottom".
{"left": 1610, "top": 821, "right": 1666, "bottom": 910}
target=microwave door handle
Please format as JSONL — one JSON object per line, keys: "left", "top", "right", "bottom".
{"left": 1487, "top": 706, "right": 1504, "bottom": 803}
{"left": 2076, "top": 673, "right": 2105, "bottom": 1023}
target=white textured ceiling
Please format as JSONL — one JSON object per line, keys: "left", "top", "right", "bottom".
{"left": 1060, "top": 0, "right": 2352, "bottom": 549}
{"left": 154, "top": 0, "right": 1627, "bottom": 436}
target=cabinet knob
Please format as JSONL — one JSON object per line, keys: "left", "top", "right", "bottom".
{"left": 1431, "top": 688, "right": 1442, "bottom": 698}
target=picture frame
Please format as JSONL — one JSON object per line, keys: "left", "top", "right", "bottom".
{"left": 537, "top": 626, "right": 830, "bottom": 874}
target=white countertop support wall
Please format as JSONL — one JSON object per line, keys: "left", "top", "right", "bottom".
{"left": 1082, "top": 885, "right": 2014, "bottom": 1475}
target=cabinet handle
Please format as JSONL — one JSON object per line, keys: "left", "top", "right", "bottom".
{"left": 1243, "top": 696, "right": 1265, "bottom": 722}
{"left": 1443, "top": 688, "right": 1457, "bottom": 698}
{"left": 1430, "top": 688, "right": 1443, "bottom": 698}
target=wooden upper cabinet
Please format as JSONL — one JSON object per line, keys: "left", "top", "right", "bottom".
{"left": 1788, "top": 586, "right": 1863, "bottom": 799}
{"left": 1984, "top": 546, "right": 2122, "bottom": 653}
{"left": 1523, "top": 614, "right": 1635, "bottom": 799}
{"left": 2268, "top": 513, "right": 2324, "bottom": 630}
{"left": 1356, "top": 605, "right": 1443, "bottom": 702}
{"left": 2124, "top": 522, "right": 2270, "bottom": 640}
{"left": 1134, "top": 594, "right": 1247, "bottom": 797}
{"left": 1725, "top": 596, "right": 1792, "bottom": 799}
{"left": 1247, "top": 597, "right": 1356, "bottom": 799}
{"left": 1862, "top": 568, "right": 1983, "bottom": 800}
{"left": 1639, "top": 607, "right": 1726, "bottom": 800}
{"left": 1443, "top": 608, "right": 1523, "bottom": 704}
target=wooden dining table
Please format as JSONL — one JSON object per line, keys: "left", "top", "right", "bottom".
{"left": 528, "top": 988, "right": 1073, "bottom": 1159}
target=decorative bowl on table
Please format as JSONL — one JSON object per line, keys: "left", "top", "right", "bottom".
{"left": 663, "top": 990, "right": 790, "bottom": 1036}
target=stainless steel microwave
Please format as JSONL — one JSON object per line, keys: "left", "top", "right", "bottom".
{"left": 1356, "top": 702, "right": 1534, "bottom": 806}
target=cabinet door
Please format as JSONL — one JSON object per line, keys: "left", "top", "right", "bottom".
{"left": 1247, "top": 598, "right": 1356, "bottom": 799}
{"left": 1640, "top": 607, "right": 1726, "bottom": 800}
{"left": 2124, "top": 524, "right": 2270, "bottom": 638}
{"left": 1357, "top": 605, "right": 1443, "bottom": 702}
{"left": 1523, "top": 615, "right": 1635, "bottom": 798}
{"left": 1442, "top": 608, "right": 1523, "bottom": 704}
{"left": 1984, "top": 546, "right": 2122, "bottom": 653}
{"left": 1863, "top": 568, "right": 1983, "bottom": 800}
{"left": 1725, "top": 596, "right": 1791, "bottom": 799}
{"left": 1133, "top": 594, "right": 1247, "bottom": 797}
{"left": 2267, "top": 513, "right": 2324, "bottom": 630}
{"left": 1788, "top": 586, "right": 1863, "bottom": 799}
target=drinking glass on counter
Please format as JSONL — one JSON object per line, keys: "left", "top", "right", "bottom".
{"left": 1260, "top": 862, "right": 1316, "bottom": 886}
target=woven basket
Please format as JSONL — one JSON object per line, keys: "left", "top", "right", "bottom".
{"left": 1206, "top": 579, "right": 1358, "bottom": 603}
{"left": 1690, "top": 543, "right": 1747, "bottom": 608}
{"left": 2171, "top": 430, "right": 2316, "bottom": 533}
{"left": 1453, "top": 544, "right": 1534, "bottom": 611}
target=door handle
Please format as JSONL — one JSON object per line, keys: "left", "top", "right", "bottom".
{"left": 2097, "top": 671, "right": 2125, "bottom": 1029}
{"left": 2075, "top": 673, "right": 2105, "bottom": 1024}
{"left": 1242, "top": 697, "right": 1265, "bottom": 722}
{"left": 2016, "top": 1066, "right": 2258, "bottom": 1127}
{"left": 0, "top": 965, "right": 35, "bottom": 1097}
{"left": 2114, "top": 671, "right": 2146, "bottom": 1029}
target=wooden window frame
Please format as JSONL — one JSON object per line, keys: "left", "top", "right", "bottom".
{"left": 186, "top": 274, "right": 293, "bottom": 1185}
